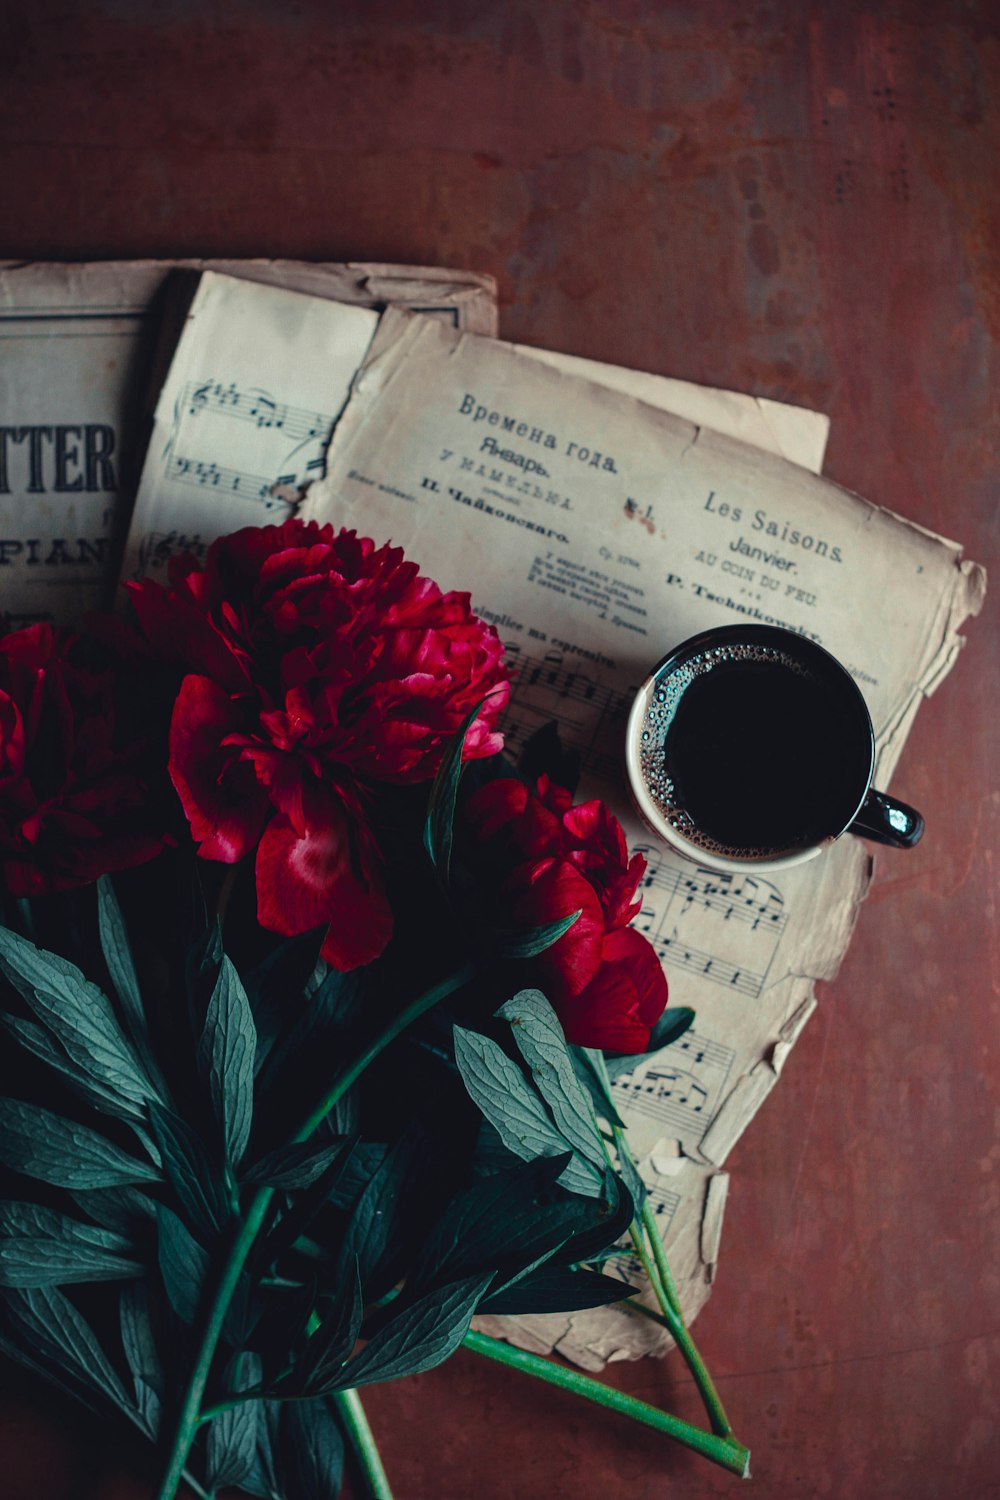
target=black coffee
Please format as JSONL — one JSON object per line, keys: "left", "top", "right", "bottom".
{"left": 638, "top": 643, "right": 869, "bottom": 860}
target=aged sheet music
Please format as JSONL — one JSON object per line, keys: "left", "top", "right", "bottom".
{"left": 116, "top": 273, "right": 381, "bottom": 585}
{"left": 0, "top": 259, "right": 498, "bottom": 626}
{"left": 303, "top": 310, "right": 985, "bottom": 1367}
{"left": 117, "top": 273, "right": 831, "bottom": 600}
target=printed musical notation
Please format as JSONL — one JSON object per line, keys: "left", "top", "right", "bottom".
{"left": 500, "top": 643, "right": 635, "bottom": 786}
{"left": 136, "top": 528, "right": 209, "bottom": 575}
{"left": 633, "top": 853, "right": 786, "bottom": 1001}
{"left": 182, "top": 380, "right": 331, "bottom": 446}
{"left": 612, "top": 1029, "right": 735, "bottom": 1142}
{"left": 167, "top": 454, "right": 293, "bottom": 505}
{"left": 164, "top": 378, "right": 339, "bottom": 512}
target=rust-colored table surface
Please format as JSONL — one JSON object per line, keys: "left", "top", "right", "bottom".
{"left": 1, "top": 4, "right": 997, "bottom": 1498}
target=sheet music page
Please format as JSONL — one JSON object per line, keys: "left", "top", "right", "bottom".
{"left": 303, "top": 309, "right": 985, "bottom": 1366}
{"left": 513, "top": 344, "right": 831, "bottom": 474}
{"left": 0, "top": 258, "right": 497, "bottom": 626}
{"left": 118, "top": 273, "right": 381, "bottom": 583}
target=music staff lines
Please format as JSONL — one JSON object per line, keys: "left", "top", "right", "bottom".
{"left": 180, "top": 379, "right": 335, "bottom": 444}
{"left": 167, "top": 454, "right": 295, "bottom": 506}
{"left": 636, "top": 860, "right": 788, "bottom": 938}
{"left": 612, "top": 1028, "right": 735, "bottom": 1140}
{"left": 643, "top": 926, "right": 762, "bottom": 998}
{"left": 499, "top": 645, "right": 633, "bottom": 786}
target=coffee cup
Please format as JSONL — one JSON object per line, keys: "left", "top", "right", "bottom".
{"left": 625, "top": 624, "right": 923, "bottom": 873}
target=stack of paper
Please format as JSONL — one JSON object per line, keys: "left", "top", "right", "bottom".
{"left": 0, "top": 264, "right": 984, "bottom": 1369}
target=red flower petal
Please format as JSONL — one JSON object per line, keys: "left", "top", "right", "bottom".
{"left": 255, "top": 792, "right": 392, "bottom": 971}
{"left": 169, "top": 675, "right": 270, "bottom": 861}
{"left": 558, "top": 928, "right": 668, "bottom": 1051}
{"left": 510, "top": 858, "right": 606, "bottom": 1004}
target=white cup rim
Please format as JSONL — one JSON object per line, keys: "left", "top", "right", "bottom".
{"left": 624, "top": 625, "right": 874, "bottom": 872}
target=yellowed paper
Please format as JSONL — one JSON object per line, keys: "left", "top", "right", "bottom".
{"left": 0, "top": 259, "right": 497, "bottom": 624}
{"left": 513, "top": 344, "right": 830, "bottom": 473}
{"left": 303, "top": 310, "right": 985, "bottom": 1362}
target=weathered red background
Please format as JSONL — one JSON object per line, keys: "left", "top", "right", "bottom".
{"left": 1, "top": 3, "right": 997, "bottom": 1497}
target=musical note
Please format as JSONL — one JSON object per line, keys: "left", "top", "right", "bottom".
{"left": 179, "top": 380, "right": 332, "bottom": 445}
{"left": 168, "top": 454, "right": 281, "bottom": 505}
{"left": 163, "top": 378, "right": 340, "bottom": 516}
{"left": 612, "top": 1029, "right": 735, "bottom": 1143}
{"left": 499, "top": 647, "right": 637, "bottom": 789}
{"left": 136, "top": 529, "right": 208, "bottom": 574}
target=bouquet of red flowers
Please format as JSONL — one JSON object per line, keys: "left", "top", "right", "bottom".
{"left": 0, "top": 520, "right": 748, "bottom": 1497}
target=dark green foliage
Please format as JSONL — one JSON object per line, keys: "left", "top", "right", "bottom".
{"left": 283, "top": 1398, "right": 345, "bottom": 1500}
{"left": 0, "top": 851, "right": 655, "bottom": 1497}
{"left": 0, "top": 1202, "right": 141, "bottom": 1287}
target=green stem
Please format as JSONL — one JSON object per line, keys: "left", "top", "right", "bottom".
{"left": 590, "top": 1050, "right": 735, "bottom": 1442}
{"left": 462, "top": 1331, "right": 749, "bottom": 1477}
{"left": 179, "top": 1469, "right": 212, "bottom": 1500}
{"left": 639, "top": 1197, "right": 732, "bottom": 1439}
{"left": 153, "top": 963, "right": 477, "bottom": 1500}
{"left": 333, "top": 1388, "right": 395, "bottom": 1500}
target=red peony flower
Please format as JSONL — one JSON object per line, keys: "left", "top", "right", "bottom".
{"left": 126, "top": 519, "right": 509, "bottom": 969}
{"left": 0, "top": 624, "right": 167, "bottom": 896}
{"left": 463, "top": 775, "right": 668, "bottom": 1051}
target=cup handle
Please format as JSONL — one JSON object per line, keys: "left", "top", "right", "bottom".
{"left": 848, "top": 788, "right": 925, "bottom": 848}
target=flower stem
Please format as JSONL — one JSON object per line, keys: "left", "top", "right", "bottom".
{"left": 333, "top": 1388, "right": 396, "bottom": 1500}
{"left": 589, "top": 1049, "right": 737, "bottom": 1443}
{"left": 462, "top": 1330, "right": 749, "bottom": 1477}
{"left": 153, "top": 963, "right": 477, "bottom": 1500}
{"left": 639, "top": 1197, "right": 733, "bottom": 1438}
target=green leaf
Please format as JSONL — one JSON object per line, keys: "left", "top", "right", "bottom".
{"left": 557, "top": 1169, "right": 637, "bottom": 1267}
{"left": 495, "top": 909, "right": 581, "bottom": 960}
{"left": 96, "top": 876, "right": 171, "bottom": 1100}
{"left": 0, "top": 1327, "right": 91, "bottom": 1412}
{"left": 205, "top": 1352, "right": 261, "bottom": 1492}
{"left": 71, "top": 1185, "right": 158, "bottom": 1236}
{"left": 602, "top": 1007, "right": 696, "bottom": 1080}
{"left": 498, "top": 990, "right": 606, "bottom": 1172}
{"left": 327, "top": 1140, "right": 385, "bottom": 1210}
{"left": 119, "top": 1282, "right": 162, "bottom": 1439}
{"left": 198, "top": 954, "right": 256, "bottom": 1171}
{"left": 0, "top": 1285, "right": 133, "bottom": 1417}
{"left": 242, "top": 1138, "right": 350, "bottom": 1192}
{"left": 148, "top": 1099, "right": 231, "bottom": 1239}
{"left": 453, "top": 1027, "right": 602, "bottom": 1198}
{"left": 423, "top": 699, "right": 486, "bottom": 879}
{"left": 334, "top": 1137, "right": 415, "bottom": 1287}
{"left": 480, "top": 1264, "right": 635, "bottom": 1315}
{"left": 339, "top": 1272, "right": 493, "bottom": 1388}
{"left": 0, "top": 1201, "right": 141, "bottom": 1286}
{"left": 0, "top": 925, "right": 164, "bottom": 1117}
{"left": 283, "top": 1398, "right": 345, "bottom": 1500}
{"left": 243, "top": 932, "right": 326, "bottom": 1078}
{"left": 257, "top": 1136, "right": 357, "bottom": 1275}
{"left": 409, "top": 1155, "right": 594, "bottom": 1296}
{"left": 253, "top": 1275, "right": 319, "bottom": 1387}
{"left": 0, "top": 1098, "right": 162, "bottom": 1189}
{"left": 611, "top": 1129, "right": 648, "bottom": 1215}
{"left": 290, "top": 1261, "right": 363, "bottom": 1396}
{"left": 258, "top": 964, "right": 365, "bottom": 1103}
{"left": 240, "top": 1400, "right": 284, "bottom": 1500}
{"left": 0, "top": 1013, "right": 146, "bottom": 1130}
{"left": 571, "top": 1046, "right": 626, "bottom": 1127}
{"left": 155, "top": 1204, "right": 209, "bottom": 1325}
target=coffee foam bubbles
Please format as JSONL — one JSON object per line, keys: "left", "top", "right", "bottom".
{"left": 637, "top": 642, "right": 815, "bottom": 862}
